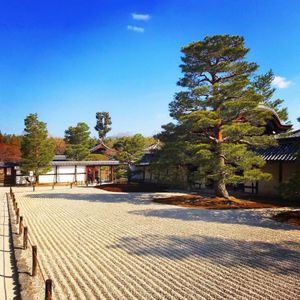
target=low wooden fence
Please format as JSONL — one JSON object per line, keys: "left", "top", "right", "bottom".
{"left": 8, "top": 187, "right": 53, "bottom": 300}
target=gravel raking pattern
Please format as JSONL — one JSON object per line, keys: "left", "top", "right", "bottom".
{"left": 14, "top": 187, "right": 300, "bottom": 299}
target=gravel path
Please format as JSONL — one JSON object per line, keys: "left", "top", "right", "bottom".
{"left": 13, "top": 186, "right": 300, "bottom": 299}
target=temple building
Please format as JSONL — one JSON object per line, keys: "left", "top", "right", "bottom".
{"left": 254, "top": 129, "right": 300, "bottom": 196}
{"left": 1, "top": 140, "right": 122, "bottom": 186}
{"left": 134, "top": 108, "right": 299, "bottom": 197}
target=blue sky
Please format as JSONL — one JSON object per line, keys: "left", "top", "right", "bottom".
{"left": 0, "top": 0, "right": 300, "bottom": 137}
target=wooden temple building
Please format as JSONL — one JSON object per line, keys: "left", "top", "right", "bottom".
{"left": 0, "top": 141, "right": 122, "bottom": 186}
{"left": 134, "top": 108, "right": 299, "bottom": 197}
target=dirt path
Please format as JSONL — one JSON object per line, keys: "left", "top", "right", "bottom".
{"left": 13, "top": 186, "right": 300, "bottom": 299}
{"left": 0, "top": 189, "right": 20, "bottom": 300}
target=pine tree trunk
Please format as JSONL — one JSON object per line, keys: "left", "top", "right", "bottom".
{"left": 215, "top": 153, "right": 229, "bottom": 198}
{"left": 215, "top": 179, "right": 229, "bottom": 198}
{"left": 35, "top": 174, "right": 39, "bottom": 184}
{"left": 213, "top": 119, "right": 230, "bottom": 198}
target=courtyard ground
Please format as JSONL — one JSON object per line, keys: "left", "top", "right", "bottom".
{"left": 10, "top": 186, "right": 300, "bottom": 299}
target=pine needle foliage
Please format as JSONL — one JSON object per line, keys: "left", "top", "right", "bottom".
{"left": 21, "top": 113, "right": 55, "bottom": 183}
{"left": 95, "top": 112, "right": 112, "bottom": 141}
{"left": 157, "top": 35, "right": 287, "bottom": 198}
{"left": 64, "top": 122, "right": 91, "bottom": 160}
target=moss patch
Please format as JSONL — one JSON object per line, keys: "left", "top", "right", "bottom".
{"left": 153, "top": 195, "right": 282, "bottom": 209}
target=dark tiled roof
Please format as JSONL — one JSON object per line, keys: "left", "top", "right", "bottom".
{"left": 90, "top": 141, "right": 110, "bottom": 152}
{"left": 0, "top": 162, "right": 18, "bottom": 167}
{"left": 257, "top": 143, "right": 300, "bottom": 161}
{"left": 257, "top": 130, "right": 300, "bottom": 161}
{"left": 287, "top": 129, "right": 300, "bottom": 138}
{"left": 53, "top": 155, "right": 67, "bottom": 161}
{"left": 51, "top": 160, "right": 122, "bottom": 166}
{"left": 143, "top": 142, "right": 162, "bottom": 154}
{"left": 137, "top": 153, "right": 153, "bottom": 166}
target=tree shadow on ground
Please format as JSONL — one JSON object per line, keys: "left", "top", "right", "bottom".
{"left": 109, "top": 234, "right": 300, "bottom": 275}
{"left": 26, "top": 192, "right": 158, "bottom": 205}
{"left": 129, "top": 207, "right": 300, "bottom": 230}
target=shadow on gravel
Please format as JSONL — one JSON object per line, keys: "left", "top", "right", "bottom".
{"left": 27, "top": 192, "right": 156, "bottom": 205}
{"left": 110, "top": 235, "right": 300, "bottom": 275}
{"left": 129, "top": 208, "right": 300, "bottom": 230}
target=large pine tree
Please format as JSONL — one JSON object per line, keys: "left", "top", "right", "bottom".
{"left": 157, "top": 35, "right": 287, "bottom": 198}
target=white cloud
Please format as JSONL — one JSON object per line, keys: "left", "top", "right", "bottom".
{"left": 272, "top": 76, "right": 292, "bottom": 89}
{"left": 131, "top": 13, "right": 150, "bottom": 21}
{"left": 127, "top": 25, "right": 144, "bottom": 33}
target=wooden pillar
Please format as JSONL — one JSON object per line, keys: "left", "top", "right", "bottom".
{"left": 55, "top": 166, "right": 58, "bottom": 183}
{"left": 143, "top": 166, "right": 146, "bottom": 182}
{"left": 16, "top": 208, "right": 19, "bottom": 224}
{"left": 255, "top": 181, "right": 259, "bottom": 194}
{"left": 112, "top": 166, "right": 115, "bottom": 183}
{"left": 45, "top": 279, "right": 52, "bottom": 300}
{"left": 32, "top": 246, "right": 37, "bottom": 276}
{"left": 279, "top": 162, "right": 283, "bottom": 183}
{"left": 85, "top": 166, "right": 88, "bottom": 184}
{"left": 19, "top": 216, "right": 23, "bottom": 235}
{"left": 99, "top": 166, "right": 102, "bottom": 185}
{"left": 74, "top": 165, "right": 77, "bottom": 183}
{"left": 23, "top": 227, "right": 28, "bottom": 250}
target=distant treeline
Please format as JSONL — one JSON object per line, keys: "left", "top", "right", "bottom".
{"left": 0, "top": 132, "right": 22, "bottom": 162}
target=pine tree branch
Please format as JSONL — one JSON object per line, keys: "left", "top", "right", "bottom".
{"left": 209, "top": 136, "right": 218, "bottom": 143}
{"left": 238, "top": 139, "right": 263, "bottom": 146}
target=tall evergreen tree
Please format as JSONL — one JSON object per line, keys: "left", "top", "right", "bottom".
{"left": 21, "top": 113, "right": 55, "bottom": 183}
{"left": 95, "top": 112, "right": 112, "bottom": 141}
{"left": 157, "top": 35, "right": 287, "bottom": 198}
{"left": 113, "top": 134, "right": 148, "bottom": 181}
{"left": 114, "top": 134, "right": 147, "bottom": 163}
{"left": 64, "top": 122, "right": 91, "bottom": 160}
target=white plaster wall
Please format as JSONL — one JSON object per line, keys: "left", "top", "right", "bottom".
{"left": 57, "top": 166, "right": 75, "bottom": 174}
{"left": 16, "top": 165, "right": 88, "bottom": 184}
{"left": 56, "top": 174, "right": 76, "bottom": 183}
{"left": 77, "top": 166, "right": 85, "bottom": 173}
{"left": 76, "top": 174, "right": 85, "bottom": 182}
{"left": 39, "top": 175, "right": 56, "bottom": 183}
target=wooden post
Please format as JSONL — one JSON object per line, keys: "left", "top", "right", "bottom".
{"left": 55, "top": 166, "right": 58, "bottom": 184}
{"left": 45, "top": 279, "right": 52, "bottom": 300}
{"left": 111, "top": 166, "right": 116, "bottom": 183}
{"left": 23, "top": 226, "right": 28, "bottom": 250}
{"left": 19, "top": 216, "right": 23, "bottom": 235}
{"left": 33, "top": 184, "right": 35, "bottom": 192}
{"left": 85, "top": 166, "right": 88, "bottom": 184}
{"left": 99, "top": 166, "right": 102, "bottom": 185}
{"left": 16, "top": 208, "right": 19, "bottom": 224}
{"left": 32, "top": 246, "right": 37, "bottom": 276}
{"left": 74, "top": 165, "right": 77, "bottom": 183}
{"left": 15, "top": 202, "right": 18, "bottom": 212}
{"left": 52, "top": 184, "right": 54, "bottom": 190}
{"left": 70, "top": 182, "right": 73, "bottom": 189}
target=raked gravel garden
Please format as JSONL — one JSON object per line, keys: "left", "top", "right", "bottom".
{"left": 12, "top": 186, "right": 300, "bottom": 299}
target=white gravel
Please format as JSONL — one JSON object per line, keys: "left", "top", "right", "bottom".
{"left": 12, "top": 186, "right": 300, "bottom": 299}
